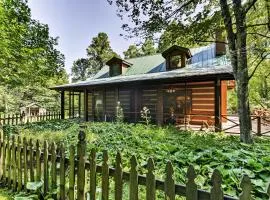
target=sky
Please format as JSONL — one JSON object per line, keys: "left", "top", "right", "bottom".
{"left": 28, "top": 0, "right": 138, "bottom": 76}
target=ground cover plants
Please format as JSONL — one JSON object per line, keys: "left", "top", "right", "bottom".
{"left": 4, "top": 119, "right": 270, "bottom": 199}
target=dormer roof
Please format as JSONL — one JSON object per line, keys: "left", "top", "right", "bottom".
{"left": 161, "top": 45, "right": 192, "bottom": 59}
{"left": 106, "top": 56, "right": 133, "bottom": 67}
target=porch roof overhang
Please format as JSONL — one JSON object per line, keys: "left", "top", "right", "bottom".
{"left": 52, "top": 64, "right": 234, "bottom": 91}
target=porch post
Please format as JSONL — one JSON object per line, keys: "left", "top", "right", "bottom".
{"left": 60, "top": 91, "right": 65, "bottom": 119}
{"left": 215, "top": 78, "right": 222, "bottom": 132}
{"left": 157, "top": 87, "right": 163, "bottom": 125}
{"left": 84, "top": 89, "right": 88, "bottom": 121}
{"left": 78, "top": 92, "right": 81, "bottom": 118}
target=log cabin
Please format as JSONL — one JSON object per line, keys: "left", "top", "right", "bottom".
{"left": 52, "top": 43, "right": 235, "bottom": 131}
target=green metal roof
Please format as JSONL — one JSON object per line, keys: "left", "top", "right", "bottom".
{"left": 52, "top": 44, "right": 234, "bottom": 90}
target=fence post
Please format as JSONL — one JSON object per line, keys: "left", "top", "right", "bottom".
{"left": 60, "top": 144, "right": 65, "bottom": 200}
{"left": 210, "top": 169, "right": 223, "bottom": 200}
{"left": 115, "top": 152, "right": 123, "bottom": 200}
{"left": 239, "top": 175, "right": 252, "bottom": 200}
{"left": 69, "top": 145, "right": 75, "bottom": 200}
{"left": 146, "top": 158, "right": 155, "bottom": 200}
{"left": 77, "top": 130, "right": 86, "bottom": 200}
{"left": 165, "top": 161, "right": 175, "bottom": 200}
{"left": 90, "top": 148, "right": 96, "bottom": 200}
{"left": 186, "top": 165, "right": 198, "bottom": 200}
{"left": 257, "top": 116, "right": 262, "bottom": 136}
{"left": 129, "top": 155, "right": 138, "bottom": 200}
{"left": 102, "top": 150, "right": 109, "bottom": 200}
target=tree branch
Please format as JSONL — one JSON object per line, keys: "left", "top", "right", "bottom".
{"left": 249, "top": 53, "right": 270, "bottom": 80}
{"left": 246, "top": 23, "right": 270, "bottom": 28}
{"left": 164, "top": 0, "right": 195, "bottom": 20}
{"left": 244, "top": 0, "right": 258, "bottom": 13}
{"left": 195, "top": 39, "right": 228, "bottom": 44}
{"left": 247, "top": 32, "right": 270, "bottom": 39}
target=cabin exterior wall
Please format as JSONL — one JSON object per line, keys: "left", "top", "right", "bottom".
{"left": 61, "top": 79, "right": 227, "bottom": 127}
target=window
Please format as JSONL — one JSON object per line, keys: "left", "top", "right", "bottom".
{"left": 110, "top": 64, "right": 121, "bottom": 76}
{"left": 170, "top": 55, "right": 182, "bottom": 69}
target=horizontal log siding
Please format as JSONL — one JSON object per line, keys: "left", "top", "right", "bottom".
{"left": 189, "top": 82, "right": 215, "bottom": 125}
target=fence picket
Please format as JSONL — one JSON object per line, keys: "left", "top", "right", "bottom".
{"left": 129, "top": 155, "right": 138, "bottom": 200}
{"left": 1, "top": 135, "right": 7, "bottom": 182}
{"left": 12, "top": 136, "right": 17, "bottom": 191}
{"left": 186, "top": 165, "right": 197, "bottom": 200}
{"left": 77, "top": 130, "right": 86, "bottom": 200}
{"left": 50, "top": 142, "right": 57, "bottom": 199}
{"left": 210, "top": 169, "right": 223, "bottom": 200}
{"left": 146, "top": 158, "right": 155, "bottom": 200}
{"left": 239, "top": 175, "right": 252, "bottom": 200}
{"left": 102, "top": 150, "right": 109, "bottom": 200}
{"left": 115, "top": 152, "right": 123, "bottom": 200}
{"left": 35, "top": 140, "right": 41, "bottom": 182}
{"left": 43, "top": 141, "right": 49, "bottom": 196}
{"left": 90, "top": 148, "right": 96, "bottom": 200}
{"left": 7, "top": 136, "right": 11, "bottom": 188}
{"left": 17, "top": 137, "right": 22, "bottom": 191}
{"left": 23, "top": 137, "right": 28, "bottom": 190}
{"left": 29, "top": 139, "right": 34, "bottom": 182}
{"left": 69, "top": 145, "right": 75, "bottom": 200}
{"left": 60, "top": 145, "right": 65, "bottom": 200}
{"left": 165, "top": 161, "right": 175, "bottom": 200}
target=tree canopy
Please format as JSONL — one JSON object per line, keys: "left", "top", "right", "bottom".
{"left": 71, "top": 32, "right": 118, "bottom": 82}
{"left": 0, "top": 0, "right": 68, "bottom": 113}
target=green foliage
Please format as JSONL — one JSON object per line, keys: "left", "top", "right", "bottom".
{"left": 71, "top": 58, "right": 90, "bottom": 82}
{"left": 0, "top": 0, "right": 68, "bottom": 114}
{"left": 140, "top": 106, "right": 151, "bottom": 125}
{"left": 123, "top": 45, "right": 141, "bottom": 59}
{"left": 15, "top": 120, "right": 270, "bottom": 198}
{"left": 87, "top": 32, "right": 118, "bottom": 70}
{"left": 141, "top": 38, "right": 156, "bottom": 56}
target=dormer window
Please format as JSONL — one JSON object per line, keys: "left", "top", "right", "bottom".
{"left": 106, "top": 57, "right": 132, "bottom": 77}
{"left": 162, "top": 45, "right": 192, "bottom": 70}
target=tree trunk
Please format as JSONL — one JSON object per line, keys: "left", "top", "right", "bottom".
{"left": 236, "top": 78, "right": 253, "bottom": 143}
{"left": 220, "top": 0, "right": 253, "bottom": 143}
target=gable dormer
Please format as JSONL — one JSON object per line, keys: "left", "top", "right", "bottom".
{"left": 162, "top": 45, "right": 192, "bottom": 70}
{"left": 106, "top": 57, "right": 132, "bottom": 77}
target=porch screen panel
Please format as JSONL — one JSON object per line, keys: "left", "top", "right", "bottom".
{"left": 142, "top": 89, "right": 157, "bottom": 122}
{"left": 64, "top": 92, "right": 70, "bottom": 118}
{"left": 105, "top": 89, "right": 116, "bottom": 121}
{"left": 118, "top": 89, "right": 131, "bottom": 121}
{"left": 187, "top": 81, "right": 215, "bottom": 125}
{"left": 87, "top": 93, "right": 93, "bottom": 120}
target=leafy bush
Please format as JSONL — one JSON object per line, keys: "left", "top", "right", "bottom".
{"left": 12, "top": 120, "right": 270, "bottom": 198}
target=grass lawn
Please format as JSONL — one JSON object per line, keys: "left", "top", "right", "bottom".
{"left": 5, "top": 119, "right": 270, "bottom": 199}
